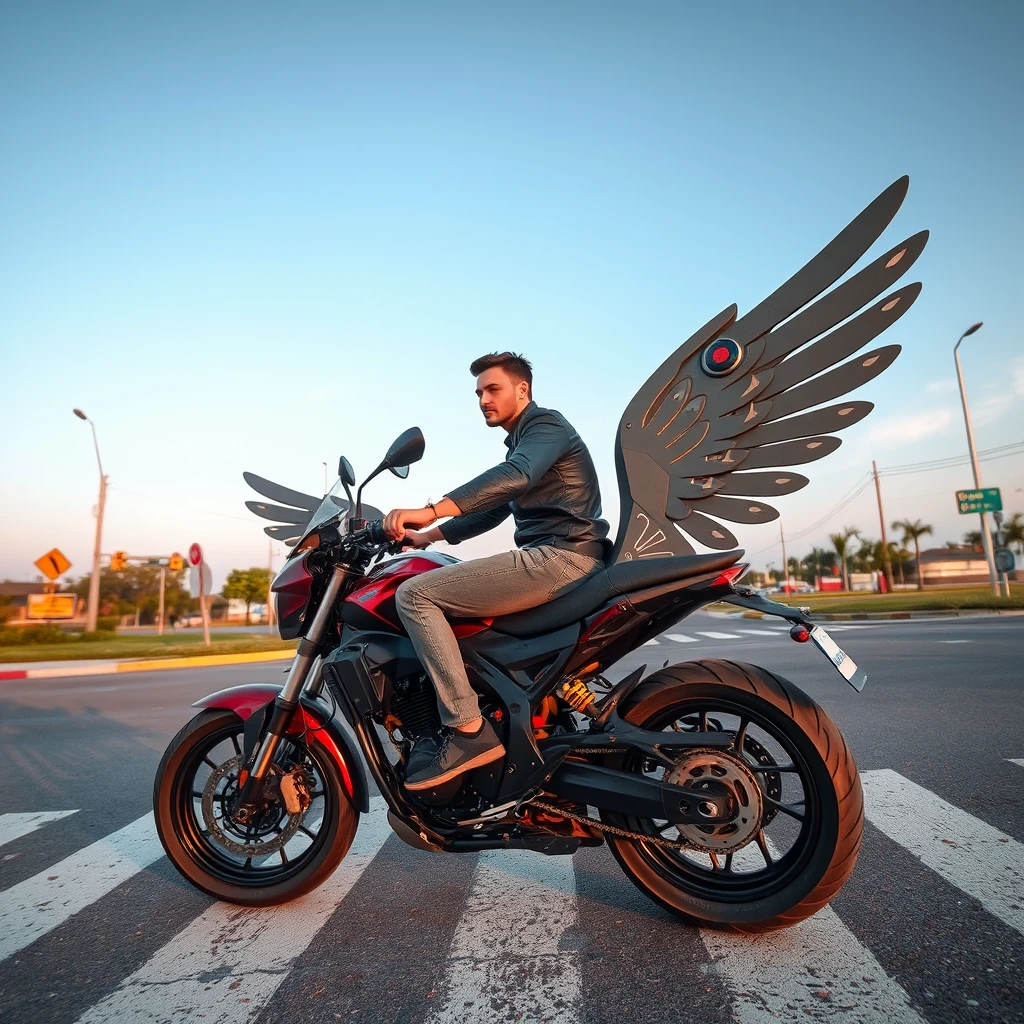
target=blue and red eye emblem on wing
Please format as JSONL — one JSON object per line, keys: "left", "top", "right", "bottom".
{"left": 700, "top": 337, "right": 743, "bottom": 377}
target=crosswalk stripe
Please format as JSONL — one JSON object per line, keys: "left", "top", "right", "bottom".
{"left": 74, "top": 804, "right": 391, "bottom": 1024}
{"left": 0, "top": 810, "right": 78, "bottom": 850}
{"left": 701, "top": 906, "right": 927, "bottom": 1022}
{"left": 0, "top": 813, "right": 163, "bottom": 962}
{"left": 427, "top": 850, "right": 580, "bottom": 1023}
{"left": 664, "top": 633, "right": 699, "bottom": 643}
{"left": 736, "top": 629, "right": 778, "bottom": 636}
{"left": 696, "top": 631, "right": 741, "bottom": 640}
{"left": 861, "top": 769, "right": 1024, "bottom": 937}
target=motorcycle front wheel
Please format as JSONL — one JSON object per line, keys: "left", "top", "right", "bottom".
{"left": 154, "top": 709, "right": 358, "bottom": 906}
{"left": 604, "top": 659, "right": 863, "bottom": 933}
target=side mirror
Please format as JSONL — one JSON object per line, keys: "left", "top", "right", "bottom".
{"left": 354, "top": 427, "right": 425, "bottom": 519}
{"left": 338, "top": 457, "right": 356, "bottom": 487}
{"left": 382, "top": 427, "right": 425, "bottom": 472}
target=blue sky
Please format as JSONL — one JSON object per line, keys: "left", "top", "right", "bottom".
{"left": 2, "top": 1, "right": 1022, "bottom": 586}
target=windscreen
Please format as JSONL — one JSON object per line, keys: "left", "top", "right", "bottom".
{"left": 289, "top": 482, "right": 350, "bottom": 553}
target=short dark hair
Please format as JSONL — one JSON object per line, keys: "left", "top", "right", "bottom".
{"left": 469, "top": 352, "right": 533, "bottom": 398}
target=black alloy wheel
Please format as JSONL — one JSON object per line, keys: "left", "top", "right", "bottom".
{"left": 603, "top": 659, "right": 863, "bottom": 932}
{"left": 154, "top": 709, "right": 358, "bottom": 906}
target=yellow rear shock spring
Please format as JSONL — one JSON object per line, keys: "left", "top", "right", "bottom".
{"left": 560, "top": 678, "right": 598, "bottom": 716}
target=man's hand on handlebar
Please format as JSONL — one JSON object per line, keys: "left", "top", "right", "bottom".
{"left": 383, "top": 506, "right": 438, "bottom": 540}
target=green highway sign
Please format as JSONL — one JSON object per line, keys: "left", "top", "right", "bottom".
{"left": 955, "top": 487, "right": 1002, "bottom": 514}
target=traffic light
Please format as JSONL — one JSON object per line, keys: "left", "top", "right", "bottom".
{"left": 168, "top": 553, "right": 184, "bottom": 571}
{"left": 110, "top": 551, "right": 128, "bottom": 572}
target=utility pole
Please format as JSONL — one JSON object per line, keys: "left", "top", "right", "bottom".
{"left": 780, "top": 523, "right": 788, "bottom": 593}
{"left": 74, "top": 409, "right": 107, "bottom": 632}
{"left": 157, "top": 566, "right": 166, "bottom": 635}
{"left": 267, "top": 539, "right": 275, "bottom": 634}
{"left": 872, "top": 460, "right": 894, "bottom": 593}
{"left": 323, "top": 462, "right": 329, "bottom": 494}
{"left": 953, "top": 323, "right": 1000, "bottom": 596}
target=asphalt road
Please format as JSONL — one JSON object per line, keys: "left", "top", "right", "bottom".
{"left": 1, "top": 611, "right": 1022, "bottom": 1024}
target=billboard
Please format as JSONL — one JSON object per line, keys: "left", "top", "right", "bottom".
{"left": 26, "top": 593, "right": 77, "bottom": 620}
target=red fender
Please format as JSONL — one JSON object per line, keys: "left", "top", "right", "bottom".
{"left": 192, "top": 683, "right": 370, "bottom": 812}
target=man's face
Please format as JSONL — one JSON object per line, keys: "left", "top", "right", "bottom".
{"left": 475, "top": 367, "right": 529, "bottom": 429}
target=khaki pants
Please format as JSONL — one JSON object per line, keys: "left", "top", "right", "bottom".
{"left": 395, "top": 546, "right": 602, "bottom": 727}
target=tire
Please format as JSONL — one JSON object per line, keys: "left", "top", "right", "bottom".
{"left": 154, "top": 709, "right": 358, "bottom": 906}
{"left": 604, "top": 659, "right": 863, "bottom": 932}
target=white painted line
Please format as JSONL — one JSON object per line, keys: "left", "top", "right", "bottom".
{"left": 74, "top": 804, "right": 392, "bottom": 1024}
{"left": 701, "top": 906, "right": 926, "bottom": 1022}
{"left": 427, "top": 850, "right": 580, "bottom": 1024}
{"left": 696, "top": 632, "right": 741, "bottom": 640}
{"left": 1009, "top": 759, "right": 1024, "bottom": 770}
{"left": 0, "top": 810, "right": 78, "bottom": 850}
{"left": 0, "top": 813, "right": 164, "bottom": 962}
{"left": 736, "top": 629, "right": 779, "bottom": 636}
{"left": 861, "top": 769, "right": 1024, "bottom": 937}
{"left": 664, "top": 634, "right": 699, "bottom": 643}
{"left": 938, "top": 640, "right": 971, "bottom": 644}
{"left": 642, "top": 639, "right": 660, "bottom": 646}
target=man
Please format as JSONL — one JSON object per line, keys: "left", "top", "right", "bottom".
{"left": 383, "top": 352, "right": 609, "bottom": 791}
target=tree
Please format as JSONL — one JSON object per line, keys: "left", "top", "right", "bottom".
{"left": 962, "top": 530, "right": 983, "bottom": 549}
{"left": 829, "top": 527, "right": 860, "bottom": 591}
{"left": 892, "top": 518, "right": 933, "bottom": 591}
{"left": 222, "top": 568, "right": 271, "bottom": 624}
{"left": 1003, "top": 512, "right": 1024, "bottom": 556}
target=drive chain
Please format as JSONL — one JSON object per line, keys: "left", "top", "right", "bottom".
{"left": 527, "top": 797, "right": 702, "bottom": 853}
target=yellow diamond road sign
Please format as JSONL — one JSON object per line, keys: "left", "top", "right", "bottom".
{"left": 34, "top": 548, "right": 72, "bottom": 581}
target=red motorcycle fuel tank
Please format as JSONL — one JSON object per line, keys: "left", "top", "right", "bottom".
{"left": 341, "top": 552, "right": 492, "bottom": 637}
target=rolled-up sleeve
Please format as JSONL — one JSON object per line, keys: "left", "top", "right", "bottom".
{"left": 446, "top": 416, "right": 569, "bottom": 515}
{"left": 438, "top": 504, "right": 512, "bottom": 545}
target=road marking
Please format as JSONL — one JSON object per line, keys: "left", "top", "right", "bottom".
{"left": 0, "top": 810, "right": 78, "bottom": 850}
{"left": 0, "top": 813, "right": 163, "bottom": 962}
{"left": 938, "top": 640, "right": 972, "bottom": 644}
{"left": 861, "top": 769, "right": 1024, "bottom": 937}
{"left": 75, "top": 804, "right": 390, "bottom": 1024}
{"left": 736, "top": 629, "right": 779, "bottom": 636}
{"left": 696, "top": 631, "right": 741, "bottom": 640}
{"left": 642, "top": 639, "right": 660, "bottom": 646}
{"left": 427, "top": 850, "right": 580, "bottom": 1024}
{"left": 701, "top": 905, "right": 926, "bottom": 1022}
{"left": 1009, "top": 759, "right": 1024, "bottom": 770}
{"left": 664, "top": 634, "right": 699, "bottom": 643}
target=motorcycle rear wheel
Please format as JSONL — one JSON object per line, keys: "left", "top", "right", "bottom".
{"left": 603, "top": 659, "right": 863, "bottom": 933}
{"left": 154, "top": 709, "right": 358, "bottom": 906}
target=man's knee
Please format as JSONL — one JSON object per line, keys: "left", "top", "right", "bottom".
{"left": 395, "top": 577, "right": 428, "bottom": 619}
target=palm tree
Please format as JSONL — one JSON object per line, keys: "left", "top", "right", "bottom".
{"left": 892, "top": 518, "right": 934, "bottom": 590}
{"left": 1003, "top": 512, "right": 1024, "bottom": 557}
{"left": 829, "top": 526, "right": 860, "bottom": 591}
{"left": 963, "top": 530, "right": 983, "bottom": 550}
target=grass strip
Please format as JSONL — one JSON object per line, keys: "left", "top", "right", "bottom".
{"left": 0, "top": 633, "right": 297, "bottom": 664}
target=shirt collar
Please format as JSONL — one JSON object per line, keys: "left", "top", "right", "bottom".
{"left": 504, "top": 401, "right": 537, "bottom": 447}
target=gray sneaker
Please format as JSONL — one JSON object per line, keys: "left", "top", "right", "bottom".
{"left": 404, "top": 720, "right": 505, "bottom": 791}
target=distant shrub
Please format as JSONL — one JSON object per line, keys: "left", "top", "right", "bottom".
{"left": 94, "top": 616, "right": 119, "bottom": 632}
{"left": 0, "top": 625, "right": 71, "bottom": 646}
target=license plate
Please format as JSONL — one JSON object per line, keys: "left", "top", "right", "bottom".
{"left": 810, "top": 625, "right": 867, "bottom": 692}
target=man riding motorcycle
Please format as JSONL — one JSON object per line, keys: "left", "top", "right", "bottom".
{"left": 382, "top": 351, "right": 610, "bottom": 790}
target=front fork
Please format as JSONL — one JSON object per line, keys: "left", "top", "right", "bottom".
{"left": 232, "top": 566, "right": 349, "bottom": 823}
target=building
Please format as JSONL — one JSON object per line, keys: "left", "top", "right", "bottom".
{"left": 0, "top": 582, "right": 53, "bottom": 622}
{"left": 909, "top": 547, "right": 990, "bottom": 586}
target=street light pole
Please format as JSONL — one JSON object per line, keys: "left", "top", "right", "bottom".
{"left": 953, "top": 324, "right": 1000, "bottom": 596}
{"left": 73, "top": 409, "right": 107, "bottom": 631}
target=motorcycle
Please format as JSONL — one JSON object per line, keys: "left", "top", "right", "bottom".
{"left": 154, "top": 176, "right": 925, "bottom": 930}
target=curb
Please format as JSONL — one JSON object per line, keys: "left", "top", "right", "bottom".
{"left": 715, "top": 608, "right": 1024, "bottom": 623}
{"left": 0, "top": 649, "right": 295, "bottom": 681}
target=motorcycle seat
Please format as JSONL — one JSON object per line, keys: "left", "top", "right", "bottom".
{"left": 490, "top": 549, "right": 744, "bottom": 638}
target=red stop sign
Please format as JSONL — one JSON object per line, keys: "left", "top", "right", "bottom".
{"left": 189, "top": 543, "right": 203, "bottom": 567}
